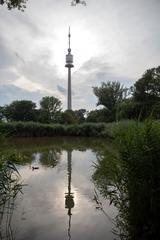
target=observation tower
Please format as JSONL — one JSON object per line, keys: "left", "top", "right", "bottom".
{"left": 65, "top": 27, "right": 74, "bottom": 110}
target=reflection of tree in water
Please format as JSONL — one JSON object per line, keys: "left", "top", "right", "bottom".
{"left": 38, "top": 149, "right": 61, "bottom": 168}
{"left": 93, "top": 122, "right": 160, "bottom": 240}
{"left": 23, "top": 149, "right": 62, "bottom": 168}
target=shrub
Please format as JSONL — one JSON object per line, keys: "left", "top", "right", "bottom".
{"left": 93, "top": 120, "right": 160, "bottom": 239}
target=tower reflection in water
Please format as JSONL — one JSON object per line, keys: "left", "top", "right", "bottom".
{"left": 65, "top": 151, "right": 74, "bottom": 240}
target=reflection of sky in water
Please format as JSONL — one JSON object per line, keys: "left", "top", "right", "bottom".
{"left": 3, "top": 149, "right": 117, "bottom": 240}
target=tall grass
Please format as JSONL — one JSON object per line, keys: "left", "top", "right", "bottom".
{"left": 93, "top": 120, "right": 160, "bottom": 239}
{"left": 0, "top": 120, "right": 147, "bottom": 138}
{"left": 0, "top": 133, "right": 23, "bottom": 239}
{"left": 0, "top": 122, "right": 108, "bottom": 137}
{"left": 0, "top": 149, "right": 23, "bottom": 206}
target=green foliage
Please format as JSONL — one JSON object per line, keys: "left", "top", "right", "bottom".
{"left": 0, "top": 0, "right": 27, "bottom": 11}
{"left": 93, "top": 81, "right": 127, "bottom": 121}
{"left": 2, "top": 118, "right": 159, "bottom": 139}
{"left": 0, "top": 131, "right": 23, "bottom": 206}
{"left": 74, "top": 109, "right": 86, "bottom": 123}
{"left": 0, "top": 96, "right": 62, "bottom": 124}
{"left": 0, "top": 106, "right": 4, "bottom": 122}
{"left": 134, "top": 66, "right": 160, "bottom": 102}
{"left": 66, "top": 122, "right": 106, "bottom": 136}
{"left": 55, "top": 110, "right": 79, "bottom": 124}
{"left": 0, "top": 159, "right": 22, "bottom": 206}
{"left": 118, "top": 99, "right": 142, "bottom": 120}
{"left": 4, "top": 100, "right": 37, "bottom": 122}
{"left": 0, "top": 121, "right": 109, "bottom": 137}
{"left": 86, "top": 108, "right": 110, "bottom": 123}
{"left": 93, "top": 120, "right": 160, "bottom": 239}
{"left": 39, "top": 96, "right": 62, "bottom": 123}
{"left": 0, "top": 134, "right": 23, "bottom": 240}
{"left": 93, "top": 144, "right": 119, "bottom": 194}
{"left": 133, "top": 66, "right": 160, "bottom": 119}
{"left": 90, "top": 66, "right": 160, "bottom": 121}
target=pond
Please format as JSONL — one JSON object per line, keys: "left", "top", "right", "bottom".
{"left": 0, "top": 137, "right": 118, "bottom": 240}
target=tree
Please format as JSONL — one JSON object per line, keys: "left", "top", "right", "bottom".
{"left": 71, "top": 0, "right": 86, "bottom": 6}
{"left": 0, "top": 107, "right": 4, "bottom": 121}
{"left": 93, "top": 81, "right": 127, "bottom": 122}
{"left": 133, "top": 66, "right": 160, "bottom": 118}
{"left": 74, "top": 109, "right": 86, "bottom": 123}
{"left": 0, "top": 0, "right": 87, "bottom": 10}
{"left": 118, "top": 99, "right": 143, "bottom": 120}
{"left": 55, "top": 110, "right": 79, "bottom": 125}
{"left": 0, "top": 0, "right": 27, "bottom": 11}
{"left": 39, "top": 96, "right": 62, "bottom": 123}
{"left": 4, "top": 100, "right": 37, "bottom": 122}
{"left": 86, "top": 109, "right": 110, "bottom": 123}
{"left": 134, "top": 66, "right": 160, "bottom": 102}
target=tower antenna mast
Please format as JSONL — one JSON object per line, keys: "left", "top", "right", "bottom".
{"left": 68, "top": 26, "right": 71, "bottom": 50}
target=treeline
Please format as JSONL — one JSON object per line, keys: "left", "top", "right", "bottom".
{"left": 91, "top": 66, "right": 160, "bottom": 122}
{"left": 0, "top": 66, "right": 160, "bottom": 124}
{"left": 0, "top": 96, "right": 86, "bottom": 124}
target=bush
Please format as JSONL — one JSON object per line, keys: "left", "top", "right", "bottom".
{"left": 0, "top": 122, "right": 108, "bottom": 137}
{"left": 93, "top": 120, "right": 160, "bottom": 239}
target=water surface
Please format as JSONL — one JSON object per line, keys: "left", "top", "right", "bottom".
{"left": 1, "top": 137, "right": 118, "bottom": 240}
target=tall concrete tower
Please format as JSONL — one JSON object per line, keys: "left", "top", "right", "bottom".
{"left": 65, "top": 27, "right": 74, "bottom": 110}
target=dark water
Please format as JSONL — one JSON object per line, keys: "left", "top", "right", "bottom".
{"left": 0, "top": 137, "right": 118, "bottom": 240}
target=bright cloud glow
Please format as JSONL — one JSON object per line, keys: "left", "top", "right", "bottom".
{"left": 53, "top": 25, "right": 99, "bottom": 76}
{"left": 0, "top": 0, "right": 160, "bottom": 109}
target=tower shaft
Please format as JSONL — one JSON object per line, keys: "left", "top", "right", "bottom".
{"left": 65, "top": 27, "right": 74, "bottom": 110}
{"left": 68, "top": 68, "right": 72, "bottom": 110}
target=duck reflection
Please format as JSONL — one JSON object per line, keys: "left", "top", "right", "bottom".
{"left": 65, "top": 151, "right": 74, "bottom": 240}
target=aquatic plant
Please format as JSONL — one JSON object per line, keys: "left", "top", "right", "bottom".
{"left": 93, "top": 120, "right": 160, "bottom": 240}
{"left": 0, "top": 131, "right": 23, "bottom": 239}
{"left": 0, "top": 150, "right": 23, "bottom": 206}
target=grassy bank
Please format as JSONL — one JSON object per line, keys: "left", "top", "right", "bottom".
{"left": 93, "top": 120, "right": 160, "bottom": 239}
{"left": 0, "top": 121, "right": 110, "bottom": 137}
{"left": 0, "top": 120, "right": 160, "bottom": 138}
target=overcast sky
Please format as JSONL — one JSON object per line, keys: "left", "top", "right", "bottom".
{"left": 0, "top": 0, "right": 160, "bottom": 110}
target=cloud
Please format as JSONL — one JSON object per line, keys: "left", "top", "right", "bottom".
{"left": 0, "top": 84, "right": 44, "bottom": 106}
{"left": 0, "top": 0, "right": 160, "bottom": 110}
{"left": 57, "top": 85, "right": 67, "bottom": 95}
{"left": 15, "top": 52, "right": 25, "bottom": 64}
{"left": 80, "top": 56, "right": 111, "bottom": 73}
{"left": 71, "top": 56, "right": 134, "bottom": 109}
{"left": 0, "top": 38, "right": 16, "bottom": 69}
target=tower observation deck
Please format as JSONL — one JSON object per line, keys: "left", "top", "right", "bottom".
{"left": 65, "top": 27, "right": 74, "bottom": 110}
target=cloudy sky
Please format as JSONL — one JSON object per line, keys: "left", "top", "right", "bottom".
{"left": 0, "top": 0, "right": 160, "bottom": 110}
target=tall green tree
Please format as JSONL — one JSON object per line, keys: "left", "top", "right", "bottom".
{"left": 86, "top": 108, "right": 110, "bottom": 123}
{"left": 55, "top": 110, "right": 78, "bottom": 124}
{"left": 133, "top": 66, "right": 160, "bottom": 118}
{"left": 134, "top": 66, "right": 160, "bottom": 102}
{"left": 39, "top": 96, "right": 62, "bottom": 123}
{"left": 93, "top": 81, "right": 127, "bottom": 122}
{"left": 4, "top": 100, "right": 37, "bottom": 122}
{"left": 74, "top": 109, "right": 86, "bottom": 123}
